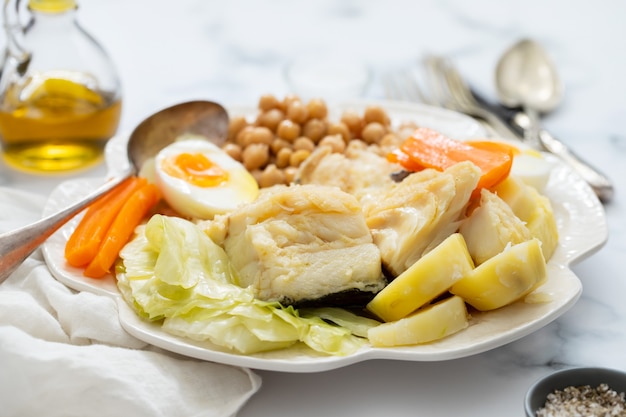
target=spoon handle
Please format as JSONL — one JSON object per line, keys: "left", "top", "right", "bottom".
{"left": 0, "top": 173, "right": 132, "bottom": 284}
{"left": 538, "top": 130, "right": 614, "bottom": 203}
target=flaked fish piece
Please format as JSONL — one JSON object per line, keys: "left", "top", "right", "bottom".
{"left": 459, "top": 188, "right": 532, "bottom": 265}
{"left": 365, "top": 161, "right": 481, "bottom": 277}
{"left": 296, "top": 144, "right": 399, "bottom": 206}
{"left": 221, "top": 184, "right": 385, "bottom": 306}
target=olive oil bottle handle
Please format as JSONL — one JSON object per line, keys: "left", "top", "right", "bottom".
{"left": 0, "top": 172, "right": 131, "bottom": 284}
{"left": 3, "top": 1, "right": 83, "bottom": 74}
{"left": 2, "top": 0, "right": 31, "bottom": 70}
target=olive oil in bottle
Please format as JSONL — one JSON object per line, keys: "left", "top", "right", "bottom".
{"left": 0, "top": 0, "right": 122, "bottom": 173}
{"left": 0, "top": 73, "right": 122, "bottom": 172}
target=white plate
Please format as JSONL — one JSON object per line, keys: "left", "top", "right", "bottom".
{"left": 42, "top": 100, "right": 607, "bottom": 373}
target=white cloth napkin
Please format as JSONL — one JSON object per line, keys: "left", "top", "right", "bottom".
{"left": 0, "top": 187, "right": 261, "bottom": 417}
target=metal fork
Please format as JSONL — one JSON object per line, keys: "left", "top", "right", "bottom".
{"left": 383, "top": 57, "right": 522, "bottom": 140}
{"left": 382, "top": 64, "right": 494, "bottom": 136}
{"left": 423, "top": 56, "right": 522, "bottom": 140}
{"left": 382, "top": 67, "right": 434, "bottom": 105}
{"left": 382, "top": 66, "right": 492, "bottom": 135}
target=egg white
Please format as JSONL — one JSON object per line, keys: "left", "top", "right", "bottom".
{"left": 511, "top": 150, "right": 554, "bottom": 192}
{"left": 154, "top": 137, "right": 259, "bottom": 219}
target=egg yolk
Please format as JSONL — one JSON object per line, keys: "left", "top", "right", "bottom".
{"left": 161, "top": 152, "right": 229, "bottom": 187}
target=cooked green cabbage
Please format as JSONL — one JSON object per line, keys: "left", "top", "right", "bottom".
{"left": 117, "top": 214, "right": 376, "bottom": 355}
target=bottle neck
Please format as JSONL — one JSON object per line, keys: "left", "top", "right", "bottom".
{"left": 28, "top": 0, "right": 77, "bottom": 13}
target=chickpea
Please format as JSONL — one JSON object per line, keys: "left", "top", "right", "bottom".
{"left": 281, "top": 94, "right": 302, "bottom": 111}
{"left": 327, "top": 122, "right": 351, "bottom": 144}
{"left": 250, "top": 169, "right": 263, "bottom": 185}
{"left": 398, "top": 121, "right": 419, "bottom": 130}
{"left": 318, "top": 134, "right": 346, "bottom": 153}
{"left": 228, "top": 115, "right": 248, "bottom": 142}
{"left": 397, "top": 122, "right": 419, "bottom": 140}
{"left": 379, "top": 132, "right": 401, "bottom": 151}
{"left": 222, "top": 143, "right": 243, "bottom": 161}
{"left": 242, "top": 143, "right": 270, "bottom": 171}
{"left": 276, "top": 119, "right": 301, "bottom": 142}
{"left": 249, "top": 126, "right": 274, "bottom": 146}
{"left": 258, "top": 94, "right": 281, "bottom": 111}
{"left": 289, "top": 149, "right": 311, "bottom": 167}
{"left": 363, "top": 105, "right": 390, "bottom": 126}
{"left": 284, "top": 166, "right": 298, "bottom": 184}
{"left": 236, "top": 125, "right": 255, "bottom": 148}
{"left": 302, "top": 118, "right": 327, "bottom": 143}
{"left": 340, "top": 110, "right": 363, "bottom": 138}
{"left": 259, "top": 164, "right": 286, "bottom": 188}
{"left": 256, "top": 108, "right": 285, "bottom": 132}
{"left": 286, "top": 100, "right": 309, "bottom": 124}
{"left": 293, "top": 136, "right": 315, "bottom": 152}
{"left": 270, "top": 137, "right": 292, "bottom": 155}
{"left": 306, "top": 98, "right": 328, "bottom": 119}
{"left": 275, "top": 147, "right": 293, "bottom": 168}
{"left": 361, "top": 122, "right": 386, "bottom": 144}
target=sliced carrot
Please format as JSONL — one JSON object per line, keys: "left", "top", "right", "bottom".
{"left": 387, "top": 148, "right": 422, "bottom": 171}
{"left": 83, "top": 182, "right": 160, "bottom": 279}
{"left": 394, "top": 127, "right": 514, "bottom": 193}
{"left": 65, "top": 176, "right": 147, "bottom": 267}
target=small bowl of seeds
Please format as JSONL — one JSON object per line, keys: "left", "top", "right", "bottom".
{"left": 525, "top": 367, "right": 626, "bottom": 417}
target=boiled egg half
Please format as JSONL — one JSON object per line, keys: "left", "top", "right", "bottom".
{"left": 510, "top": 149, "right": 554, "bottom": 192}
{"left": 153, "top": 137, "right": 259, "bottom": 219}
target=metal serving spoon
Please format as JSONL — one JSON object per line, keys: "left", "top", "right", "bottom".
{"left": 495, "top": 39, "right": 614, "bottom": 202}
{"left": 0, "top": 100, "right": 229, "bottom": 283}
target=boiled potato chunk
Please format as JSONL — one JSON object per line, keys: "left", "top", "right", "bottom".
{"left": 524, "top": 187, "right": 559, "bottom": 261}
{"left": 494, "top": 176, "right": 559, "bottom": 261}
{"left": 366, "top": 233, "right": 473, "bottom": 322}
{"left": 368, "top": 295, "right": 469, "bottom": 347}
{"left": 450, "top": 238, "right": 546, "bottom": 311}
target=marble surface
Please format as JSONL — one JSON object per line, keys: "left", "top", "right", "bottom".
{"left": 1, "top": 0, "right": 625, "bottom": 415}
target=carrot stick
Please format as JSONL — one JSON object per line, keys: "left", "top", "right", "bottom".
{"left": 394, "top": 127, "right": 514, "bottom": 193}
{"left": 65, "top": 177, "right": 147, "bottom": 267}
{"left": 83, "top": 182, "right": 160, "bottom": 279}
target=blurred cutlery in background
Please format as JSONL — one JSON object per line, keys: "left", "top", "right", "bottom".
{"left": 423, "top": 56, "right": 523, "bottom": 141}
{"left": 495, "top": 39, "right": 613, "bottom": 203}
{"left": 382, "top": 52, "right": 614, "bottom": 203}
{"left": 382, "top": 57, "right": 522, "bottom": 140}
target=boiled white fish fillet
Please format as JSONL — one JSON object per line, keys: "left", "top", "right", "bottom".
{"left": 221, "top": 184, "right": 385, "bottom": 305}
{"left": 296, "top": 143, "right": 398, "bottom": 206}
{"left": 364, "top": 161, "right": 481, "bottom": 277}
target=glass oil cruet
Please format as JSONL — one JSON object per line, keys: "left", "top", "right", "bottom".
{"left": 0, "top": 0, "right": 122, "bottom": 172}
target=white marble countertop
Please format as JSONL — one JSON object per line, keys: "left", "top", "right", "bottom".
{"left": 1, "top": 0, "right": 625, "bottom": 416}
